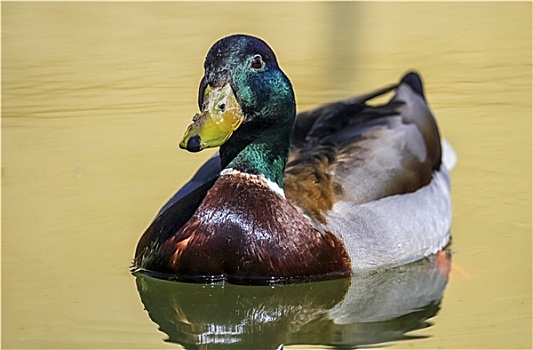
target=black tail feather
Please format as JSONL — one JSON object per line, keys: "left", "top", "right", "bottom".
{"left": 400, "top": 71, "right": 425, "bottom": 99}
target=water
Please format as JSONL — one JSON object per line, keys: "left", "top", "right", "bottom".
{"left": 2, "top": 2, "right": 531, "bottom": 349}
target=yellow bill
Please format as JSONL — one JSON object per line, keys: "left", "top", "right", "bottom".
{"left": 179, "top": 84, "right": 245, "bottom": 152}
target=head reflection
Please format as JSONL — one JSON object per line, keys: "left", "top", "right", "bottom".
{"left": 134, "top": 252, "right": 450, "bottom": 349}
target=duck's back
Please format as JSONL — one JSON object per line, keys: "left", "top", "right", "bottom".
{"left": 284, "top": 72, "right": 452, "bottom": 269}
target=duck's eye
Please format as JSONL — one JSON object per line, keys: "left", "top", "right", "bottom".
{"left": 250, "top": 54, "right": 263, "bottom": 70}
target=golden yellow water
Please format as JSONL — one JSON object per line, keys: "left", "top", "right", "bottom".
{"left": 2, "top": 2, "right": 531, "bottom": 349}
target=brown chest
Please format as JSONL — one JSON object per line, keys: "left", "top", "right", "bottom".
{"left": 161, "top": 173, "right": 351, "bottom": 283}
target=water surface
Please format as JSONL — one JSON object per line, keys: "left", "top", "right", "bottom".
{"left": 2, "top": 2, "right": 531, "bottom": 349}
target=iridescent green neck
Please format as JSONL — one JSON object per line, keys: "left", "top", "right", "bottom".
{"left": 225, "top": 127, "right": 292, "bottom": 188}
{"left": 216, "top": 53, "right": 296, "bottom": 187}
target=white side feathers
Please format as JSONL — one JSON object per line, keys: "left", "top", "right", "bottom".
{"left": 441, "top": 139, "right": 457, "bottom": 171}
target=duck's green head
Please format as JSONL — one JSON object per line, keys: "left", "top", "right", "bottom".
{"left": 179, "top": 35, "right": 296, "bottom": 163}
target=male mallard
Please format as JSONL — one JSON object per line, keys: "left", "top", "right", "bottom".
{"left": 133, "top": 34, "right": 453, "bottom": 284}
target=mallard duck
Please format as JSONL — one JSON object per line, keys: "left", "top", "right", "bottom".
{"left": 133, "top": 34, "right": 453, "bottom": 284}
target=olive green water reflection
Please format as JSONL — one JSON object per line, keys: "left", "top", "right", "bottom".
{"left": 135, "top": 255, "right": 449, "bottom": 349}
{"left": 2, "top": 2, "right": 531, "bottom": 349}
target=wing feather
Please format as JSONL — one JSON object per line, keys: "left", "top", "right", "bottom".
{"left": 284, "top": 72, "right": 442, "bottom": 220}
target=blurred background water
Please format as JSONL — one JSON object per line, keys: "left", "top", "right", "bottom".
{"left": 2, "top": 2, "right": 531, "bottom": 349}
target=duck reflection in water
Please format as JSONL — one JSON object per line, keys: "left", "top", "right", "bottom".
{"left": 134, "top": 251, "right": 451, "bottom": 349}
